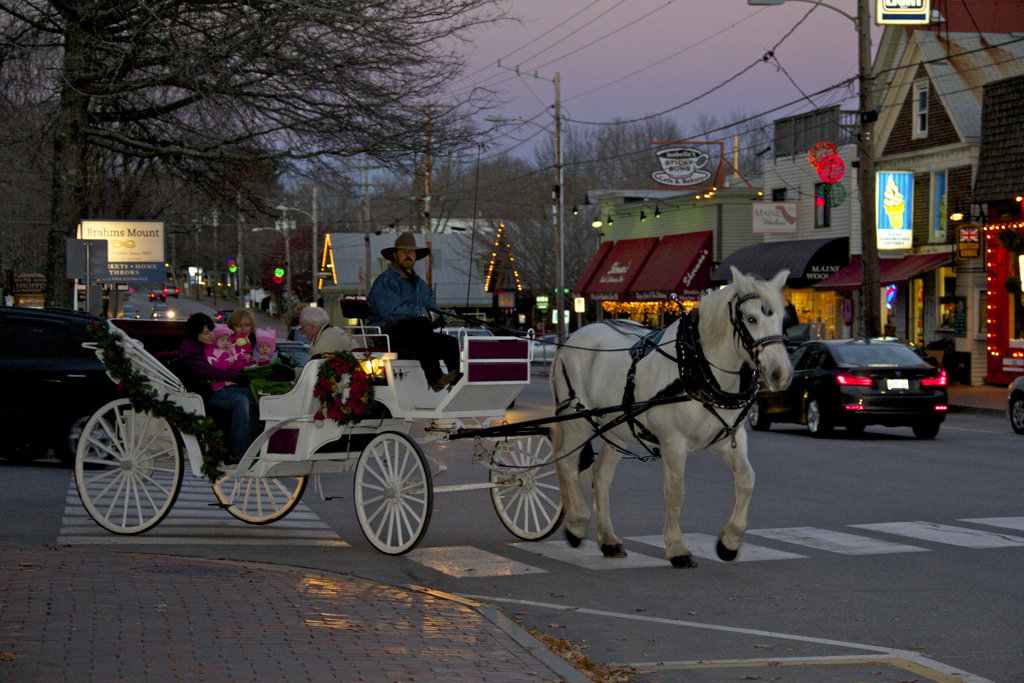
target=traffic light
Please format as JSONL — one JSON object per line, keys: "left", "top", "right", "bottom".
{"left": 226, "top": 257, "right": 237, "bottom": 273}
{"left": 273, "top": 267, "right": 285, "bottom": 284}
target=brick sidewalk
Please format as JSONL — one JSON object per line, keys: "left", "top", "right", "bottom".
{"left": 0, "top": 546, "right": 576, "bottom": 682}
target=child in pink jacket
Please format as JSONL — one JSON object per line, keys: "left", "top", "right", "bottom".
{"left": 205, "top": 324, "right": 249, "bottom": 390}
{"left": 252, "top": 328, "right": 279, "bottom": 365}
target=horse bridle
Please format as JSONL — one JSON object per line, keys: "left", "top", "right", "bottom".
{"left": 728, "top": 291, "right": 787, "bottom": 373}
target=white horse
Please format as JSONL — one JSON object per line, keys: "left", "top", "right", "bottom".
{"left": 551, "top": 267, "right": 793, "bottom": 567}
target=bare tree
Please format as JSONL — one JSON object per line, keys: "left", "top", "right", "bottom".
{"left": 0, "top": 0, "right": 506, "bottom": 305}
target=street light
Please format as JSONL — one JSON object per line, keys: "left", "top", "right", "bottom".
{"left": 486, "top": 101, "right": 566, "bottom": 343}
{"left": 748, "top": 0, "right": 880, "bottom": 336}
{"left": 276, "top": 194, "right": 320, "bottom": 305}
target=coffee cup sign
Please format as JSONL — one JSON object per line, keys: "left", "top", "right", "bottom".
{"left": 652, "top": 147, "right": 711, "bottom": 187}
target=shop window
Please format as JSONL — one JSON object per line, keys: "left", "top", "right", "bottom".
{"left": 931, "top": 171, "right": 947, "bottom": 243}
{"left": 914, "top": 82, "right": 929, "bottom": 138}
{"left": 814, "top": 184, "right": 831, "bottom": 228}
{"left": 1010, "top": 290, "right": 1024, "bottom": 346}
{"left": 938, "top": 267, "right": 956, "bottom": 330}
{"left": 772, "top": 188, "right": 787, "bottom": 201}
{"left": 975, "top": 288, "right": 986, "bottom": 340}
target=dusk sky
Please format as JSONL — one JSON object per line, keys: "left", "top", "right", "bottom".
{"left": 452, "top": 0, "right": 887, "bottom": 154}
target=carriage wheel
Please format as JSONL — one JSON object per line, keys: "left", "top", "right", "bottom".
{"left": 354, "top": 432, "right": 433, "bottom": 555}
{"left": 74, "top": 399, "right": 183, "bottom": 535}
{"left": 489, "top": 434, "right": 565, "bottom": 541}
{"left": 213, "top": 474, "right": 308, "bottom": 524}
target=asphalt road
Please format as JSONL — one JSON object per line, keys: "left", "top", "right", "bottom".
{"left": 2, "top": 365, "right": 1021, "bottom": 682}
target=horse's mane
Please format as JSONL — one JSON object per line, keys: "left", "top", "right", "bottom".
{"left": 697, "top": 276, "right": 787, "bottom": 352}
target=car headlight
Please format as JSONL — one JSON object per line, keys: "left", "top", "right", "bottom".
{"left": 166, "top": 311, "right": 175, "bottom": 318}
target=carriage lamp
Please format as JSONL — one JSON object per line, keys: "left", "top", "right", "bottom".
{"left": 360, "top": 357, "right": 385, "bottom": 379}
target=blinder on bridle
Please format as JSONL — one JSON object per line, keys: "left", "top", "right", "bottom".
{"left": 728, "top": 291, "right": 786, "bottom": 368}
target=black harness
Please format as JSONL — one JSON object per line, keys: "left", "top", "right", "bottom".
{"left": 555, "top": 292, "right": 787, "bottom": 459}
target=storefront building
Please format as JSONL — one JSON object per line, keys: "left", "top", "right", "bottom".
{"left": 574, "top": 178, "right": 762, "bottom": 327}
{"left": 814, "top": 32, "right": 1024, "bottom": 384}
{"left": 972, "top": 73, "right": 1024, "bottom": 385}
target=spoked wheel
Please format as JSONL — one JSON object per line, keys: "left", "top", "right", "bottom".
{"left": 213, "top": 474, "right": 308, "bottom": 524}
{"left": 1010, "top": 394, "right": 1024, "bottom": 435}
{"left": 747, "top": 400, "right": 771, "bottom": 432}
{"left": 489, "top": 434, "right": 565, "bottom": 540}
{"left": 354, "top": 432, "right": 433, "bottom": 555}
{"left": 74, "top": 399, "right": 183, "bottom": 534}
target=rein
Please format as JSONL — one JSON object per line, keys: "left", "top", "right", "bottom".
{"left": 557, "top": 290, "right": 786, "bottom": 458}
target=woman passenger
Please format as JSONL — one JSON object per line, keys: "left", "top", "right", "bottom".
{"left": 179, "top": 313, "right": 259, "bottom": 462}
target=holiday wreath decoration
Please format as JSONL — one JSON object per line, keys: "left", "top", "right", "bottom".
{"left": 88, "top": 321, "right": 229, "bottom": 483}
{"left": 816, "top": 153, "right": 846, "bottom": 184}
{"left": 807, "top": 141, "right": 838, "bottom": 169}
{"left": 312, "top": 351, "right": 376, "bottom": 426}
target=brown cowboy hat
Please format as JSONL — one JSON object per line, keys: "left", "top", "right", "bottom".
{"left": 381, "top": 231, "right": 430, "bottom": 261}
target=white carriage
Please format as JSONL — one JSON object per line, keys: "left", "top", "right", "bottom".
{"left": 73, "top": 321, "right": 564, "bottom": 554}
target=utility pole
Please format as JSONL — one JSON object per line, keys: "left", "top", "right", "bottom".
{"left": 237, "top": 192, "right": 245, "bottom": 307}
{"left": 311, "top": 185, "right": 319, "bottom": 304}
{"left": 212, "top": 211, "right": 218, "bottom": 303}
{"left": 423, "top": 121, "right": 434, "bottom": 289}
{"left": 554, "top": 72, "right": 565, "bottom": 344}
{"left": 858, "top": 0, "right": 880, "bottom": 337}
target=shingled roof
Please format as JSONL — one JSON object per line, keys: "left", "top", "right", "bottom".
{"left": 974, "top": 73, "right": 1024, "bottom": 202}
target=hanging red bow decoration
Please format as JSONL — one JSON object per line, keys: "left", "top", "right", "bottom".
{"left": 817, "top": 154, "right": 845, "bottom": 184}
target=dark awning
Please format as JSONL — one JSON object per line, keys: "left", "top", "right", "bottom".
{"left": 572, "top": 240, "right": 613, "bottom": 293}
{"left": 711, "top": 237, "right": 849, "bottom": 289}
{"left": 813, "top": 253, "right": 952, "bottom": 290}
{"left": 582, "top": 237, "right": 658, "bottom": 301}
{"left": 627, "top": 231, "right": 712, "bottom": 301}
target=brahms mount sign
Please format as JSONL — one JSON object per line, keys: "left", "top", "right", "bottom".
{"left": 78, "top": 220, "right": 166, "bottom": 283}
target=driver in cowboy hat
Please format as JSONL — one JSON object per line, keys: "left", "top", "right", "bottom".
{"left": 367, "top": 231, "right": 461, "bottom": 392}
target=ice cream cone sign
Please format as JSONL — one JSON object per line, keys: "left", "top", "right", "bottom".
{"left": 883, "top": 176, "right": 905, "bottom": 229}
{"left": 876, "top": 171, "right": 913, "bottom": 250}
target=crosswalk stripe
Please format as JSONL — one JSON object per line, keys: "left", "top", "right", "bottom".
{"left": 627, "top": 533, "right": 807, "bottom": 562}
{"left": 849, "top": 522, "right": 1024, "bottom": 548}
{"left": 746, "top": 527, "right": 929, "bottom": 555}
{"left": 60, "top": 475, "right": 344, "bottom": 546}
{"left": 407, "top": 546, "right": 547, "bottom": 577}
{"left": 510, "top": 539, "right": 665, "bottom": 570}
{"left": 960, "top": 517, "right": 1024, "bottom": 532}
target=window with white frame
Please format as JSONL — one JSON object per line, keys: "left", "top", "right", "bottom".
{"left": 913, "top": 82, "right": 929, "bottom": 138}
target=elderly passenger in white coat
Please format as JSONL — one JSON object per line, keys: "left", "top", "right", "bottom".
{"left": 299, "top": 306, "right": 353, "bottom": 359}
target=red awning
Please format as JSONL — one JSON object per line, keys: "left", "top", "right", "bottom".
{"left": 814, "top": 253, "right": 952, "bottom": 290}
{"left": 627, "top": 231, "right": 713, "bottom": 301}
{"left": 572, "top": 240, "right": 613, "bottom": 293}
{"left": 583, "top": 237, "right": 658, "bottom": 301}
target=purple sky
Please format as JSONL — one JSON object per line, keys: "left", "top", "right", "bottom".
{"left": 452, "top": 0, "right": 886, "bottom": 150}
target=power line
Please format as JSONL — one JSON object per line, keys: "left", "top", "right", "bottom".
{"left": 564, "top": 2, "right": 820, "bottom": 126}
{"left": 564, "top": 7, "right": 768, "bottom": 104}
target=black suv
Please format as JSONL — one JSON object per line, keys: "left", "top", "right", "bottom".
{"left": 0, "top": 308, "right": 121, "bottom": 464}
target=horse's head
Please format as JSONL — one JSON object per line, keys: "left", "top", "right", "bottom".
{"left": 726, "top": 266, "right": 793, "bottom": 392}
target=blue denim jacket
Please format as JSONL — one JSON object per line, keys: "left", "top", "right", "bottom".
{"left": 367, "top": 265, "right": 435, "bottom": 330}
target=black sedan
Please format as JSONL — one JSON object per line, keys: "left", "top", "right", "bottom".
{"left": 0, "top": 308, "right": 121, "bottom": 464}
{"left": 748, "top": 339, "right": 948, "bottom": 439}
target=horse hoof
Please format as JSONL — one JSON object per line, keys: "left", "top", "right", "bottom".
{"left": 601, "top": 543, "right": 627, "bottom": 558}
{"left": 565, "top": 529, "right": 582, "bottom": 548}
{"left": 670, "top": 555, "right": 698, "bottom": 569}
{"left": 716, "top": 538, "right": 739, "bottom": 562}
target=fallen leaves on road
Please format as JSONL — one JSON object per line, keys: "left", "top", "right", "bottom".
{"left": 738, "top": 676, "right": 761, "bottom": 681}
{"left": 530, "top": 630, "right": 638, "bottom": 683}
{"left": 1, "top": 652, "right": 17, "bottom": 662}
{"left": 754, "top": 644, "right": 772, "bottom": 649}
{"left": 908, "top": 644, "right": 926, "bottom": 650}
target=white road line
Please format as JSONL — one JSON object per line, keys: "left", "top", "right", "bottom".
{"left": 850, "top": 521, "right": 1024, "bottom": 548}
{"left": 960, "top": 516, "right": 1024, "bottom": 532}
{"left": 454, "top": 594, "right": 995, "bottom": 683}
{"left": 510, "top": 539, "right": 664, "bottom": 570}
{"left": 56, "top": 536, "right": 349, "bottom": 546}
{"left": 406, "top": 546, "right": 546, "bottom": 578}
{"left": 61, "top": 476, "right": 343, "bottom": 546}
{"left": 941, "top": 426, "right": 1011, "bottom": 434}
{"left": 746, "top": 527, "right": 929, "bottom": 555}
{"left": 627, "top": 533, "right": 806, "bottom": 562}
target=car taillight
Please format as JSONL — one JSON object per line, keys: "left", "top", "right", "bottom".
{"left": 921, "top": 370, "right": 947, "bottom": 386}
{"left": 837, "top": 374, "right": 872, "bottom": 386}
{"left": 935, "top": 405, "right": 948, "bottom": 411}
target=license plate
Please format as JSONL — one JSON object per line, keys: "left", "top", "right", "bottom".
{"left": 887, "top": 378, "right": 909, "bottom": 390}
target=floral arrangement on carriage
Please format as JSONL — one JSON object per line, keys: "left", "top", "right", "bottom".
{"left": 313, "top": 351, "right": 376, "bottom": 426}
